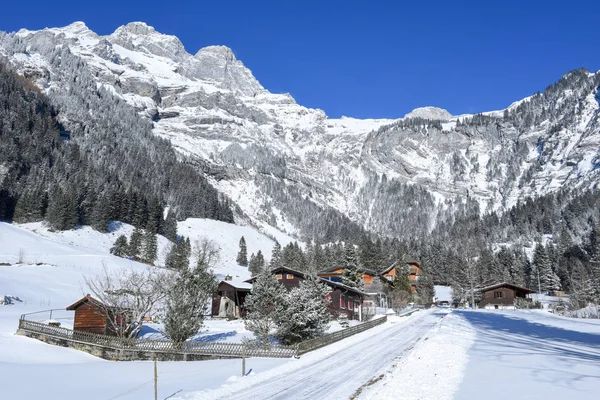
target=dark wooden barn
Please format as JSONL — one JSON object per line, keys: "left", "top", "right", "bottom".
{"left": 477, "top": 283, "right": 536, "bottom": 310}
{"left": 211, "top": 279, "right": 252, "bottom": 318}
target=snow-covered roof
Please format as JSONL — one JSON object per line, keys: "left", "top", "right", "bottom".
{"left": 220, "top": 279, "right": 252, "bottom": 290}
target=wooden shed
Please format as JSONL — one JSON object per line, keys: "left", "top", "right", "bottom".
{"left": 66, "top": 294, "right": 112, "bottom": 335}
{"left": 211, "top": 279, "right": 252, "bottom": 319}
{"left": 66, "top": 294, "right": 129, "bottom": 336}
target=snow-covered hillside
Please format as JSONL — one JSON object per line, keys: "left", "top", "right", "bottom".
{"left": 1, "top": 22, "right": 600, "bottom": 239}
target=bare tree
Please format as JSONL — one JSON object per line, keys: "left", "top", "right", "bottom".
{"left": 84, "top": 262, "right": 169, "bottom": 339}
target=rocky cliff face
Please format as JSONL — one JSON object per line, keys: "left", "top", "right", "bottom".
{"left": 2, "top": 22, "right": 600, "bottom": 240}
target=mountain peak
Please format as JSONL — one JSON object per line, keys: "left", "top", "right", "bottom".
{"left": 403, "top": 106, "right": 452, "bottom": 121}
{"left": 112, "top": 21, "right": 156, "bottom": 36}
{"left": 195, "top": 45, "right": 236, "bottom": 62}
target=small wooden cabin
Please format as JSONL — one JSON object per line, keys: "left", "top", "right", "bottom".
{"left": 477, "top": 283, "right": 535, "bottom": 310}
{"left": 211, "top": 279, "right": 252, "bottom": 318}
{"left": 66, "top": 294, "right": 119, "bottom": 335}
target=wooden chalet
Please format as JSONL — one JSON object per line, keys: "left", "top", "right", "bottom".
{"left": 381, "top": 257, "right": 423, "bottom": 293}
{"left": 66, "top": 294, "right": 125, "bottom": 336}
{"left": 239, "top": 266, "right": 366, "bottom": 321}
{"left": 211, "top": 278, "right": 252, "bottom": 318}
{"left": 476, "top": 282, "right": 535, "bottom": 310}
{"left": 318, "top": 266, "right": 379, "bottom": 286}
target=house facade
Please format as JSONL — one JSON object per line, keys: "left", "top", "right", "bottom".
{"left": 477, "top": 283, "right": 535, "bottom": 310}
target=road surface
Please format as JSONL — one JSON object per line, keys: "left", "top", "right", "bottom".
{"left": 224, "top": 309, "right": 446, "bottom": 400}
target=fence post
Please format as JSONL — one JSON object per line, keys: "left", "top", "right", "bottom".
{"left": 154, "top": 357, "right": 158, "bottom": 400}
{"left": 242, "top": 343, "right": 246, "bottom": 377}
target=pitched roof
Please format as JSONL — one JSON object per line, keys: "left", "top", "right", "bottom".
{"left": 245, "top": 266, "right": 307, "bottom": 283}
{"left": 321, "top": 279, "right": 368, "bottom": 296}
{"left": 476, "top": 282, "right": 536, "bottom": 294}
{"left": 65, "top": 294, "right": 103, "bottom": 310}
{"left": 318, "top": 266, "right": 378, "bottom": 276}
{"left": 219, "top": 279, "right": 252, "bottom": 291}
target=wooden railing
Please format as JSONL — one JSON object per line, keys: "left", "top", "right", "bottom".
{"left": 18, "top": 319, "right": 296, "bottom": 358}
{"left": 296, "top": 315, "right": 387, "bottom": 355}
{"left": 19, "top": 313, "right": 389, "bottom": 359}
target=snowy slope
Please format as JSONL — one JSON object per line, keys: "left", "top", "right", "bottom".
{"left": 0, "top": 221, "right": 291, "bottom": 399}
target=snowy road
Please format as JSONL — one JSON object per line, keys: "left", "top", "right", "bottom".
{"left": 222, "top": 310, "right": 445, "bottom": 400}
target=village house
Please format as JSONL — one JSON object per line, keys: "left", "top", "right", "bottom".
{"left": 381, "top": 257, "right": 423, "bottom": 293}
{"left": 212, "top": 266, "right": 366, "bottom": 321}
{"left": 476, "top": 282, "right": 535, "bottom": 310}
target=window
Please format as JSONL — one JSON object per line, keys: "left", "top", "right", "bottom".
{"left": 340, "top": 296, "right": 346, "bottom": 309}
{"left": 494, "top": 291, "right": 504, "bottom": 298}
{"left": 275, "top": 274, "right": 282, "bottom": 280}
{"left": 286, "top": 274, "right": 294, "bottom": 280}
{"left": 348, "top": 300, "right": 353, "bottom": 310}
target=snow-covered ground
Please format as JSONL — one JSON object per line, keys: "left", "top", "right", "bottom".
{"left": 3, "top": 222, "right": 600, "bottom": 399}
{"left": 0, "top": 221, "right": 290, "bottom": 399}
{"left": 455, "top": 310, "right": 600, "bottom": 399}
{"left": 179, "top": 310, "right": 444, "bottom": 400}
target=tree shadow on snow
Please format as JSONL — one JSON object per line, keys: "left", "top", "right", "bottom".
{"left": 192, "top": 331, "right": 238, "bottom": 342}
{"left": 456, "top": 311, "right": 600, "bottom": 387}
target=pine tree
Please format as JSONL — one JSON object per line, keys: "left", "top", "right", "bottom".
{"left": 127, "top": 228, "right": 143, "bottom": 260}
{"left": 342, "top": 244, "right": 362, "bottom": 288}
{"left": 161, "top": 209, "right": 178, "bottom": 242}
{"left": 276, "top": 273, "right": 331, "bottom": 344}
{"left": 270, "top": 240, "right": 282, "bottom": 269}
{"left": 248, "top": 250, "right": 266, "bottom": 276}
{"left": 244, "top": 271, "right": 287, "bottom": 345}
{"left": 237, "top": 236, "right": 248, "bottom": 266}
{"left": 416, "top": 270, "right": 434, "bottom": 306}
{"left": 110, "top": 235, "right": 129, "bottom": 257}
{"left": 142, "top": 230, "right": 158, "bottom": 265}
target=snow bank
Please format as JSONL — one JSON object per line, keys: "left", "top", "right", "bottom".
{"left": 359, "top": 310, "right": 475, "bottom": 400}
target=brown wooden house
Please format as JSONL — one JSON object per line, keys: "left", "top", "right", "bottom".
{"left": 381, "top": 258, "right": 423, "bottom": 293}
{"left": 211, "top": 279, "right": 252, "bottom": 319}
{"left": 66, "top": 294, "right": 124, "bottom": 336}
{"left": 230, "top": 266, "right": 366, "bottom": 321}
{"left": 318, "top": 266, "right": 378, "bottom": 286}
{"left": 477, "top": 283, "right": 535, "bottom": 310}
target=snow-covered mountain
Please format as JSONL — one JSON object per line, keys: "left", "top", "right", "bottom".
{"left": 2, "top": 22, "right": 600, "bottom": 239}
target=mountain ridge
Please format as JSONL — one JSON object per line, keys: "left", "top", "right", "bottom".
{"left": 2, "top": 21, "right": 600, "bottom": 242}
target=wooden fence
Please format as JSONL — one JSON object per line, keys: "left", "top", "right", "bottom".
{"left": 18, "top": 313, "right": 389, "bottom": 360}
{"left": 17, "top": 318, "right": 295, "bottom": 359}
{"left": 296, "top": 315, "right": 387, "bottom": 355}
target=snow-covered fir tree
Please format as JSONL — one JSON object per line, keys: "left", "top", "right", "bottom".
{"left": 162, "top": 239, "right": 218, "bottom": 344}
{"left": 110, "top": 235, "right": 129, "bottom": 257}
{"left": 237, "top": 236, "right": 248, "bottom": 266}
{"left": 270, "top": 240, "right": 282, "bottom": 269}
{"left": 244, "top": 271, "right": 287, "bottom": 345}
{"left": 127, "top": 228, "right": 143, "bottom": 260}
{"left": 276, "top": 273, "right": 331, "bottom": 344}
{"left": 342, "top": 244, "right": 362, "bottom": 288}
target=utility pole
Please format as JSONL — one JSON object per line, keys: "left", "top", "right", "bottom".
{"left": 154, "top": 357, "right": 158, "bottom": 400}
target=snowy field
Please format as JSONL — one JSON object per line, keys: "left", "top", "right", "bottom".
{"left": 2, "top": 222, "right": 600, "bottom": 399}
{"left": 0, "top": 221, "right": 291, "bottom": 399}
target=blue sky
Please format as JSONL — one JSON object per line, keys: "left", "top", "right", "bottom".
{"left": 1, "top": 0, "right": 599, "bottom": 119}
